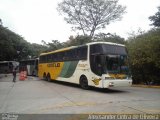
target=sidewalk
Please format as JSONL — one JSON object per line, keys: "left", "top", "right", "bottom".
{"left": 0, "top": 74, "right": 9, "bottom": 78}
{"left": 132, "top": 84, "right": 160, "bottom": 88}
{"left": 0, "top": 73, "right": 19, "bottom": 82}
{"left": 0, "top": 74, "right": 12, "bottom": 82}
{"left": 0, "top": 73, "right": 38, "bottom": 82}
{"left": 0, "top": 74, "right": 12, "bottom": 79}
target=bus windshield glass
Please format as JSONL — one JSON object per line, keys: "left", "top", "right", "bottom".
{"left": 90, "top": 44, "right": 130, "bottom": 77}
{"left": 104, "top": 55, "right": 129, "bottom": 74}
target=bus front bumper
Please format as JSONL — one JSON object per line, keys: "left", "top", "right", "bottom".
{"left": 102, "top": 79, "right": 132, "bottom": 88}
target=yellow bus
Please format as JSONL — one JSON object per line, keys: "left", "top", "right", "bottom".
{"left": 38, "top": 42, "right": 132, "bottom": 89}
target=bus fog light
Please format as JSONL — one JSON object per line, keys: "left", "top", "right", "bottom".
{"left": 105, "top": 77, "right": 115, "bottom": 80}
{"left": 109, "top": 82, "right": 114, "bottom": 87}
{"left": 109, "top": 82, "right": 114, "bottom": 85}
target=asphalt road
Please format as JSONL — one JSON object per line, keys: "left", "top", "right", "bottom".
{"left": 0, "top": 74, "right": 160, "bottom": 114}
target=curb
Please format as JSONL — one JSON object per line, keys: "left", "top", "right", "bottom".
{"left": 132, "top": 85, "right": 160, "bottom": 88}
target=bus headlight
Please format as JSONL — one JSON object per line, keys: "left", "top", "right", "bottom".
{"left": 109, "top": 82, "right": 114, "bottom": 87}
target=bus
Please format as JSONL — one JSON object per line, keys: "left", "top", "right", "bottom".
{"left": 0, "top": 61, "right": 19, "bottom": 74}
{"left": 19, "top": 59, "right": 38, "bottom": 76}
{"left": 38, "top": 42, "right": 132, "bottom": 89}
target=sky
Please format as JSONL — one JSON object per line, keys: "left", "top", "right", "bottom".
{"left": 0, "top": 0, "right": 160, "bottom": 44}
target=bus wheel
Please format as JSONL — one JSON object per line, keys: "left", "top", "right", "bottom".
{"left": 47, "top": 74, "right": 51, "bottom": 82}
{"left": 43, "top": 73, "right": 47, "bottom": 81}
{"left": 80, "top": 75, "right": 89, "bottom": 89}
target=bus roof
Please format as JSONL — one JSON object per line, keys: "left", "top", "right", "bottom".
{"left": 0, "top": 61, "right": 17, "bottom": 63}
{"left": 86, "top": 41, "right": 125, "bottom": 47}
{"left": 40, "top": 45, "right": 78, "bottom": 56}
{"left": 20, "top": 58, "right": 39, "bottom": 62}
{"left": 40, "top": 42, "right": 125, "bottom": 56}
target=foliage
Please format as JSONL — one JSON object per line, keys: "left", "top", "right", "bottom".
{"left": 0, "top": 19, "right": 2, "bottom": 25}
{"left": 65, "top": 35, "right": 92, "bottom": 46}
{"left": 40, "top": 40, "right": 64, "bottom": 52}
{"left": 94, "top": 32, "right": 125, "bottom": 44}
{"left": 47, "top": 40, "right": 64, "bottom": 51}
{"left": 0, "top": 25, "right": 31, "bottom": 61}
{"left": 0, "top": 22, "right": 47, "bottom": 61}
{"left": 126, "top": 28, "right": 160, "bottom": 85}
{"left": 57, "top": 0, "right": 126, "bottom": 38}
{"left": 149, "top": 6, "right": 160, "bottom": 27}
{"left": 29, "top": 43, "right": 48, "bottom": 58}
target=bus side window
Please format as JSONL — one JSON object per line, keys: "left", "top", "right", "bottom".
{"left": 72, "top": 49, "right": 77, "bottom": 60}
{"left": 52, "top": 54, "right": 55, "bottom": 62}
{"left": 53, "top": 53, "right": 57, "bottom": 62}
{"left": 77, "top": 48, "right": 81, "bottom": 59}
{"left": 47, "top": 55, "right": 50, "bottom": 62}
{"left": 81, "top": 46, "right": 87, "bottom": 60}
{"left": 90, "top": 55, "right": 102, "bottom": 76}
{"left": 61, "top": 52, "right": 65, "bottom": 61}
{"left": 57, "top": 52, "right": 64, "bottom": 61}
{"left": 67, "top": 50, "right": 73, "bottom": 61}
{"left": 66, "top": 50, "right": 73, "bottom": 61}
{"left": 41, "top": 55, "right": 46, "bottom": 63}
{"left": 95, "top": 56, "right": 103, "bottom": 76}
{"left": 64, "top": 51, "right": 69, "bottom": 61}
{"left": 57, "top": 54, "right": 60, "bottom": 61}
{"left": 75, "top": 46, "right": 88, "bottom": 60}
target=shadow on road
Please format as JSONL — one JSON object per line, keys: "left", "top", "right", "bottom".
{"left": 89, "top": 87, "right": 128, "bottom": 94}
{"left": 44, "top": 79, "right": 128, "bottom": 94}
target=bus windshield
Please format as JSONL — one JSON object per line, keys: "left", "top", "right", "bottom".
{"left": 103, "top": 55, "right": 129, "bottom": 74}
{"left": 90, "top": 44, "right": 130, "bottom": 78}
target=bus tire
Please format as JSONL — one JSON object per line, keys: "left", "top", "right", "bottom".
{"left": 43, "top": 73, "right": 47, "bottom": 81}
{"left": 47, "top": 73, "right": 51, "bottom": 82}
{"left": 80, "top": 75, "right": 89, "bottom": 90}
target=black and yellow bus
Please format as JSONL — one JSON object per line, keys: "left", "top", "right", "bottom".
{"left": 38, "top": 42, "right": 132, "bottom": 89}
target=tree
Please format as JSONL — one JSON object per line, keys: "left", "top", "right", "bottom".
{"left": 149, "top": 6, "right": 160, "bottom": 27}
{"left": 57, "top": 0, "right": 126, "bottom": 38}
{"left": 126, "top": 28, "right": 160, "bottom": 85}
{"left": 0, "top": 25, "right": 19, "bottom": 60}
{"left": 65, "top": 35, "right": 92, "bottom": 46}
{"left": 47, "top": 40, "right": 64, "bottom": 51}
{"left": 29, "top": 43, "right": 48, "bottom": 57}
{"left": 0, "top": 22, "right": 34, "bottom": 61}
{"left": 0, "top": 19, "right": 51, "bottom": 60}
{"left": 94, "top": 32, "right": 125, "bottom": 44}
{"left": 40, "top": 40, "right": 64, "bottom": 52}
{"left": 0, "top": 18, "right": 2, "bottom": 26}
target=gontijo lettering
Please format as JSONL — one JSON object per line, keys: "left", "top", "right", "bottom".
{"left": 47, "top": 63, "right": 60, "bottom": 67}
